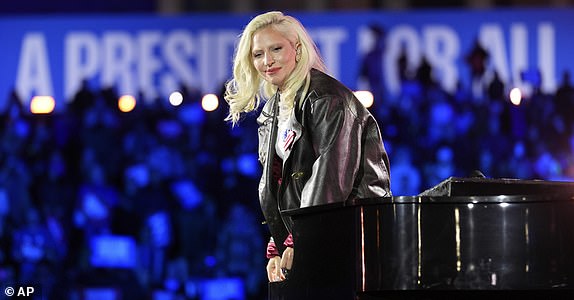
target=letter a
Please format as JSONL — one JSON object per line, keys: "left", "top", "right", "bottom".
{"left": 16, "top": 33, "right": 54, "bottom": 103}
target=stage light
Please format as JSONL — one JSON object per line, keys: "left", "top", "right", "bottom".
{"left": 30, "top": 96, "right": 55, "bottom": 114}
{"left": 354, "top": 90, "right": 374, "bottom": 108}
{"left": 201, "top": 93, "right": 219, "bottom": 112}
{"left": 118, "top": 95, "right": 136, "bottom": 112}
{"left": 509, "top": 88, "right": 522, "bottom": 105}
{"left": 169, "top": 91, "right": 184, "bottom": 106}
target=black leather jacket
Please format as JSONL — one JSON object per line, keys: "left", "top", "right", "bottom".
{"left": 257, "top": 69, "right": 391, "bottom": 254}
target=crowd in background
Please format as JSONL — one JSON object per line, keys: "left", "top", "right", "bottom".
{"left": 374, "top": 62, "right": 574, "bottom": 196}
{"left": 0, "top": 81, "right": 266, "bottom": 299}
{"left": 0, "top": 37, "right": 573, "bottom": 300}
{"left": 359, "top": 26, "right": 574, "bottom": 195}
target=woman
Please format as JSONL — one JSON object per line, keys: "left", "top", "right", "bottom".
{"left": 224, "top": 11, "right": 391, "bottom": 283}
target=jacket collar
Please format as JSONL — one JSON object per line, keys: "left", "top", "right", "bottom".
{"left": 257, "top": 89, "right": 279, "bottom": 126}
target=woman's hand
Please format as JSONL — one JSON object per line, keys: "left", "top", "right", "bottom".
{"left": 267, "top": 247, "right": 294, "bottom": 282}
{"left": 280, "top": 246, "right": 294, "bottom": 275}
{"left": 267, "top": 256, "right": 283, "bottom": 282}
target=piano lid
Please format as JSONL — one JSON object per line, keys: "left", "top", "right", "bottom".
{"left": 418, "top": 176, "right": 574, "bottom": 197}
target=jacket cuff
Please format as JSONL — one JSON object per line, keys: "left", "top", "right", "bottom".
{"left": 283, "top": 233, "right": 293, "bottom": 248}
{"left": 266, "top": 237, "right": 280, "bottom": 259}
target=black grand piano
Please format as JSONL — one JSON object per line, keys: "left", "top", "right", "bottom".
{"left": 268, "top": 177, "right": 574, "bottom": 299}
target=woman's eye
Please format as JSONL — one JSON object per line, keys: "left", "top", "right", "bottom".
{"left": 273, "top": 47, "right": 282, "bottom": 51}
{"left": 253, "top": 53, "right": 262, "bottom": 58}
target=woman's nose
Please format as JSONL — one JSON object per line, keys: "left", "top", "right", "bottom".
{"left": 264, "top": 54, "right": 274, "bottom": 66}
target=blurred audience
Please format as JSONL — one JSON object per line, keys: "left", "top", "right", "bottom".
{"left": 0, "top": 40, "right": 572, "bottom": 300}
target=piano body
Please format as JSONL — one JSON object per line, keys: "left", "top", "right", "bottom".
{"left": 269, "top": 177, "right": 574, "bottom": 299}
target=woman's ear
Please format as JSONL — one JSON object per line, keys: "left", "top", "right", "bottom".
{"left": 295, "top": 43, "right": 302, "bottom": 62}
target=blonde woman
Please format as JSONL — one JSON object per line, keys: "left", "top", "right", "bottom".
{"left": 224, "top": 11, "right": 391, "bottom": 283}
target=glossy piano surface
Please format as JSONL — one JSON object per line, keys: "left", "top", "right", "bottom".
{"left": 270, "top": 179, "right": 574, "bottom": 299}
{"left": 355, "top": 195, "right": 574, "bottom": 292}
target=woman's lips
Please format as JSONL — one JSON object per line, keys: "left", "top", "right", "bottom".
{"left": 266, "top": 67, "right": 280, "bottom": 75}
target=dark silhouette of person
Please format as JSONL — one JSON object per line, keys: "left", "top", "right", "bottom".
{"left": 555, "top": 70, "right": 574, "bottom": 135}
{"left": 359, "top": 24, "right": 386, "bottom": 103}
{"left": 415, "top": 56, "right": 435, "bottom": 88}
{"left": 465, "top": 38, "right": 489, "bottom": 98}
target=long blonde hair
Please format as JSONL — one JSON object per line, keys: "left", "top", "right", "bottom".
{"left": 224, "top": 11, "right": 327, "bottom": 126}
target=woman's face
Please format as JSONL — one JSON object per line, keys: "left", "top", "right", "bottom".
{"left": 252, "top": 26, "right": 298, "bottom": 89}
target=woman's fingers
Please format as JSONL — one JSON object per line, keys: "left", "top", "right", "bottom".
{"left": 267, "top": 256, "right": 282, "bottom": 282}
{"left": 280, "top": 247, "right": 294, "bottom": 275}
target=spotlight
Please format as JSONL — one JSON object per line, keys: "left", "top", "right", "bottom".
{"left": 30, "top": 96, "right": 55, "bottom": 114}
{"left": 201, "top": 93, "right": 219, "bottom": 112}
{"left": 354, "top": 90, "right": 374, "bottom": 108}
{"left": 169, "top": 91, "right": 184, "bottom": 106}
{"left": 509, "top": 88, "right": 522, "bottom": 106}
{"left": 118, "top": 95, "right": 136, "bottom": 112}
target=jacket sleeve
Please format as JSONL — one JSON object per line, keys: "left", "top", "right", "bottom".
{"left": 266, "top": 234, "right": 294, "bottom": 259}
{"left": 299, "top": 94, "right": 364, "bottom": 207}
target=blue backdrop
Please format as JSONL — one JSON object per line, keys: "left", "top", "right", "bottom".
{"left": 0, "top": 8, "right": 573, "bottom": 111}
